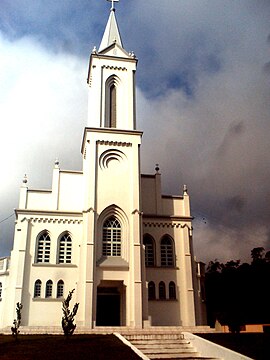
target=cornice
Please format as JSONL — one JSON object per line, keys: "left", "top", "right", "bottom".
{"left": 81, "top": 127, "right": 143, "bottom": 153}
{"left": 96, "top": 140, "right": 132, "bottom": 147}
{"left": 21, "top": 217, "right": 83, "bottom": 225}
{"left": 143, "top": 214, "right": 193, "bottom": 221}
{"left": 101, "top": 65, "right": 127, "bottom": 71}
{"left": 143, "top": 222, "right": 192, "bottom": 230}
{"left": 91, "top": 52, "right": 137, "bottom": 64}
{"left": 162, "top": 195, "right": 184, "bottom": 200}
{"left": 84, "top": 127, "right": 143, "bottom": 136}
{"left": 16, "top": 210, "right": 83, "bottom": 224}
{"left": 16, "top": 209, "right": 83, "bottom": 217}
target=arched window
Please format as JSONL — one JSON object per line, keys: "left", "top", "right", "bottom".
{"left": 160, "top": 236, "right": 174, "bottom": 267}
{"left": 45, "top": 280, "right": 53, "bottom": 298}
{"left": 143, "top": 235, "right": 155, "bottom": 267}
{"left": 34, "top": 279, "right": 42, "bottom": 298}
{"left": 148, "top": 281, "right": 156, "bottom": 300}
{"left": 159, "top": 281, "right": 166, "bottom": 300}
{"left": 58, "top": 233, "right": 72, "bottom": 264}
{"left": 109, "top": 84, "right": 117, "bottom": 128}
{"left": 102, "top": 216, "right": 121, "bottom": 257}
{"left": 57, "top": 280, "right": 64, "bottom": 298}
{"left": 36, "top": 232, "right": 51, "bottom": 263}
{"left": 0, "top": 282, "right": 2, "bottom": 300}
{"left": 169, "top": 281, "right": 176, "bottom": 300}
{"left": 105, "top": 76, "right": 119, "bottom": 128}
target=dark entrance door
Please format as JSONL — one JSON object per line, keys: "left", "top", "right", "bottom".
{"left": 96, "top": 287, "right": 120, "bottom": 326}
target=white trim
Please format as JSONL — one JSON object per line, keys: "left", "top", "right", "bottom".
{"left": 114, "top": 333, "right": 150, "bottom": 360}
{"left": 183, "top": 332, "right": 253, "bottom": 360}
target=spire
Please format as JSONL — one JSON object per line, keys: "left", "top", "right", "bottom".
{"left": 99, "top": 1, "right": 123, "bottom": 52}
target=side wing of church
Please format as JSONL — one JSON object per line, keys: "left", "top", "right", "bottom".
{"left": 0, "top": 5, "right": 206, "bottom": 330}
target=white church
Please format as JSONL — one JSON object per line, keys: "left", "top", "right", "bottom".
{"left": 0, "top": 2, "right": 206, "bottom": 330}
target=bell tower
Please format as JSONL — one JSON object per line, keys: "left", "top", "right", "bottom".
{"left": 79, "top": 1, "right": 146, "bottom": 328}
{"left": 86, "top": 2, "right": 137, "bottom": 130}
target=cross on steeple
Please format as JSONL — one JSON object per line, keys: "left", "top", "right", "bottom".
{"left": 107, "top": 0, "right": 119, "bottom": 11}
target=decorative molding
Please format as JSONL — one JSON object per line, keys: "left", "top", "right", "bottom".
{"left": 21, "top": 217, "right": 83, "bottom": 225}
{"left": 97, "top": 140, "right": 132, "bottom": 147}
{"left": 101, "top": 65, "right": 127, "bottom": 71}
{"left": 99, "top": 149, "right": 127, "bottom": 170}
{"left": 143, "top": 222, "right": 192, "bottom": 230}
{"left": 83, "top": 207, "right": 96, "bottom": 214}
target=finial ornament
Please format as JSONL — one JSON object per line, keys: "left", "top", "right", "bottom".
{"left": 107, "top": 0, "right": 119, "bottom": 11}
{"left": 155, "top": 164, "right": 160, "bottom": 173}
{"left": 55, "top": 158, "right": 60, "bottom": 168}
{"left": 183, "top": 184, "right": 188, "bottom": 194}
{"left": 23, "top": 174, "right": 28, "bottom": 184}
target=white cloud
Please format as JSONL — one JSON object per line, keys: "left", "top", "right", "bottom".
{"left": 0, "top": 32, "right": 87, "bottom": 254}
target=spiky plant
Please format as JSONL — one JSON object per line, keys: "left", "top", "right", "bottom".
{"left": 61, "top": 289, "right": 79, "bottom": 338}
{"left": 11, "top": 302, "right": 23, "bottom": 341}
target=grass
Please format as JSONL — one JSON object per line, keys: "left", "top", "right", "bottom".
{"left": 196, "top": 333, "right": 270, "bottom": 360}
{"left": 0, "top": 334, "right": 142, "bottom": 360}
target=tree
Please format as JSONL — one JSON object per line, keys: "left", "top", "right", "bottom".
{"left": 61, "top": 289, "right": 79, "bottom": 338}
{"left": 251, "top": 247, "right": 265, "bottom": 264}
{"left": 265, "top": 251, "right": 270, "bottom": 263}
{"left": 205, "top": 247, "right": 270, "bottom": 329}
{"left": 207, "top": 259, "right": 224, "bottom": 273}
{"left": 11, "top": 302, "right": 23, "bottom": 341}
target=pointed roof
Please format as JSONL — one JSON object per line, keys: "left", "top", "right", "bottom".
{"left": 99, "top": 9, "right": 123, "bottom": 52}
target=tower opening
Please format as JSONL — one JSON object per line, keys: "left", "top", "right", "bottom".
{"left": 109, "top": 84, "right": 117, "bottom": 127}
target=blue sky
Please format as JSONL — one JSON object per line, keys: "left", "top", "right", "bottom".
{"left": 1, "top": 0, "right": 270, "bottom": 263}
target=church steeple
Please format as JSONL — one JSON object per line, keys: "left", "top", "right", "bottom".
{"left": 86, "top": 0, "right": 137, "bottom": 130}
{"left": 99, "top": 1, "right": 123, "bottom": 52}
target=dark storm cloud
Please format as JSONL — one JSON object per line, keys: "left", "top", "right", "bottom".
{"left": 1, "top": 0, "right": 270, "bottom": 264}
{"left": 217, "top": 121, "right": 246, "bottom": 157}
{"left": 225, "top": 195, "right": 246, "bottom": 213}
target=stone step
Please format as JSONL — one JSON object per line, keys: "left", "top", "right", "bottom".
{"left": 136, "top": 345, "right": 193, "bottom": 351}
{"left": 131, "top": 340, "right": 191, "bottom": 346}
{"left": 125, "top": 334, "right": 185, "bottom": 339}
{"left": 147, "top": 353, "right": 200, "bottom": 359}
{"left": 148, "top": 358, "right": 220, "bottom": 360}
{"left": 140, "top": 348, "right": 198, "bottom": 354}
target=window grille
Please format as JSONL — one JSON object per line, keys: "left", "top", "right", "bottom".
{"left": 159, "top": 281, "right": 166, "bottom": 300}
{"left": 143, "top": 235, "right": 155, "bottom": 267}
{"left": 169, "top": 281, "right": 176, "bottom": 300}
{"left": 34, "top": 280, "right": 42, "bottom": 298}
{"left": 102, "top": 216, "right": 121, "bottom": 257}
{"left": 160, "top": 236, "right": 174, "bottom": 267}
{"left": 58, "top": 233, "right": 72, "bottom": 264}
{"left": 0, "top": 282, "right": 2, "bottom": 300}
{"left": 148, "top": 281, "right": 156, "bottom": 300}
{"left": 36, "top": 232, "right": 51, "bottom": 263}
{"left": 45, "top": 280, "right": 53, "bottom": 298}
{"left": 57, "top": 280, "right": 64, "bottom": 298}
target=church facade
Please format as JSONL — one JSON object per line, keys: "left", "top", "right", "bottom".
{"left": 0, "top": 5, "right": 205, "bottom": 330}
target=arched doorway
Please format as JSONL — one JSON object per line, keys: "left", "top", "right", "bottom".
{"left": 96, "top": 281, "right": 125, "bottom": 326}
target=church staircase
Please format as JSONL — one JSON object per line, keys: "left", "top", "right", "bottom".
{"left": 120, "top": 329, "right": 221, "bottom": 360}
